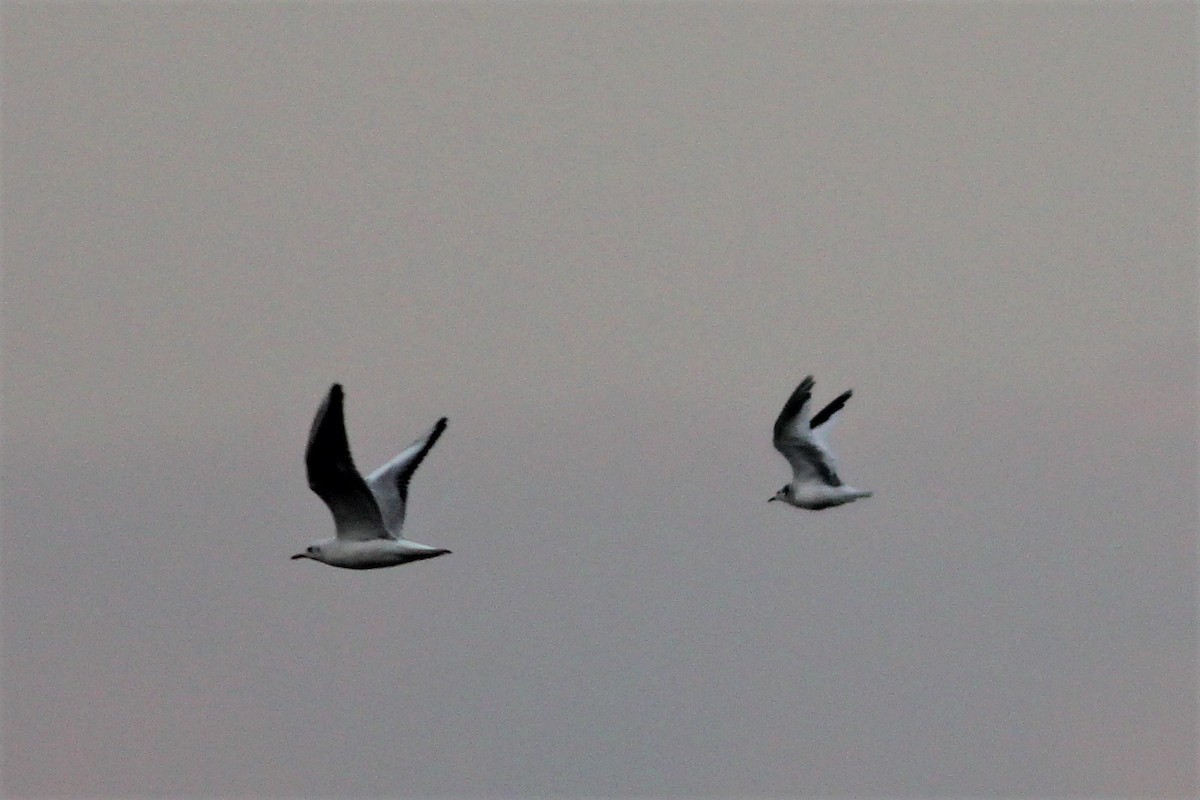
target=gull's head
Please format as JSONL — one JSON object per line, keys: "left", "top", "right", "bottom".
{"left": 291, "top": 543, "right": 325, "bottom": 562}
{"left": 769, "top": 485, "right": 790, "bottom": 503}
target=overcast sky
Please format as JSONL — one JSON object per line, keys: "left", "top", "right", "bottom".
{"left": 2, "top": 3, "right": 1196, "bottom": 798}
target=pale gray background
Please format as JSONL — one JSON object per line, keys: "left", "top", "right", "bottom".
{"left": 2, "top": 3, "right": 1196, "bottom": 798}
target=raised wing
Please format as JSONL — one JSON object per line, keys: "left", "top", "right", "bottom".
{"left": 772, "top": 376, "right": 843, "bottom": 487}
{"left": 366, "top": 417, "right": 447, "bottom": 539}
{"left": 305, "top": 384, "right": 387, "bottom": 541}
{"left": 772, "top": 375, "right": 815, "bottom": 443}
{"left": 810, "top": 389, "right": 852, "bottom": 429}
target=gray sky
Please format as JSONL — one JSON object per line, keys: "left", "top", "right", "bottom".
{"left": 2, "top": 3, "right": 1196, "bottom": 798}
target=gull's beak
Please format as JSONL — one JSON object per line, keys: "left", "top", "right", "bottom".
{"left": 767, "top": 496, "right": 776, "bottom": 503}
{"left": 290, "top": 553, "right": 308, "bottom": 560}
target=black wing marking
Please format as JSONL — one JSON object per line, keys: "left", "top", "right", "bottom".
{"left": 797, "top": 440, "right": 843, "bottom": 486}
{"left": 777, "top": 437, "right": 844, "bottom": 487}
{"left": 810, "top": 389, "right": 852, "bottom": 429}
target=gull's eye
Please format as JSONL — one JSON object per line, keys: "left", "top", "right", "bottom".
{"left": 308, "top": 546, "right": 316, "bottom": 553}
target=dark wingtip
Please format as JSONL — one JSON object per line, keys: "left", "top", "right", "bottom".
{"left": 773, "top": 375, "right": 816, "bottom": 441}
{"left": 810, "top": 388, "right": 854, "bottom": 429}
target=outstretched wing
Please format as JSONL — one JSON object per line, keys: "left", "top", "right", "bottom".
{"left": 772, "top": 376, "right": 843, "bottom": 487}
{"left": 305, "top": 384, "right": 387, "bottom": 541}
{"left": 366, "top": 417, "right": 448, "bottom": 539}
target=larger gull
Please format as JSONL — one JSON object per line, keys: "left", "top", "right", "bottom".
{"left": 769, "top": 375, "right": 872, "bottom": 510}
{"left": 292, "top": 384, "right": 451, "bottom": 569}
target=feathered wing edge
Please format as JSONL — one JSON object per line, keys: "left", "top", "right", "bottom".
{"left": 366, "top": 417, "right": 448, "bottom": 539}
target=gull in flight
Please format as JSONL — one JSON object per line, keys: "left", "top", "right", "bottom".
{"left": 769, "top": 375, "right": 872, "bottom": 510}
{"left": 292, "top": 384, "right": 451, "bottom": 569}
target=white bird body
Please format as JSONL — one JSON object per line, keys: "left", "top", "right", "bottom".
{"left": 778, "top": 480, "right": 871, "bottom": 511}
{"left": 769, "top": 375, "right": 871, "bottom": 511}
{"left": 296, "top": 536, "right": 449, "bottom": 570}
{"left": 293, "top": 384, "right": 450, "bottom": 569}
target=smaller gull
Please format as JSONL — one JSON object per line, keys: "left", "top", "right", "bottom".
{"left": 769, "top": 375, "right": 872, "bottom": 510}
{"left": 292, "top": 384, "right": 451, "bottom": 569}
